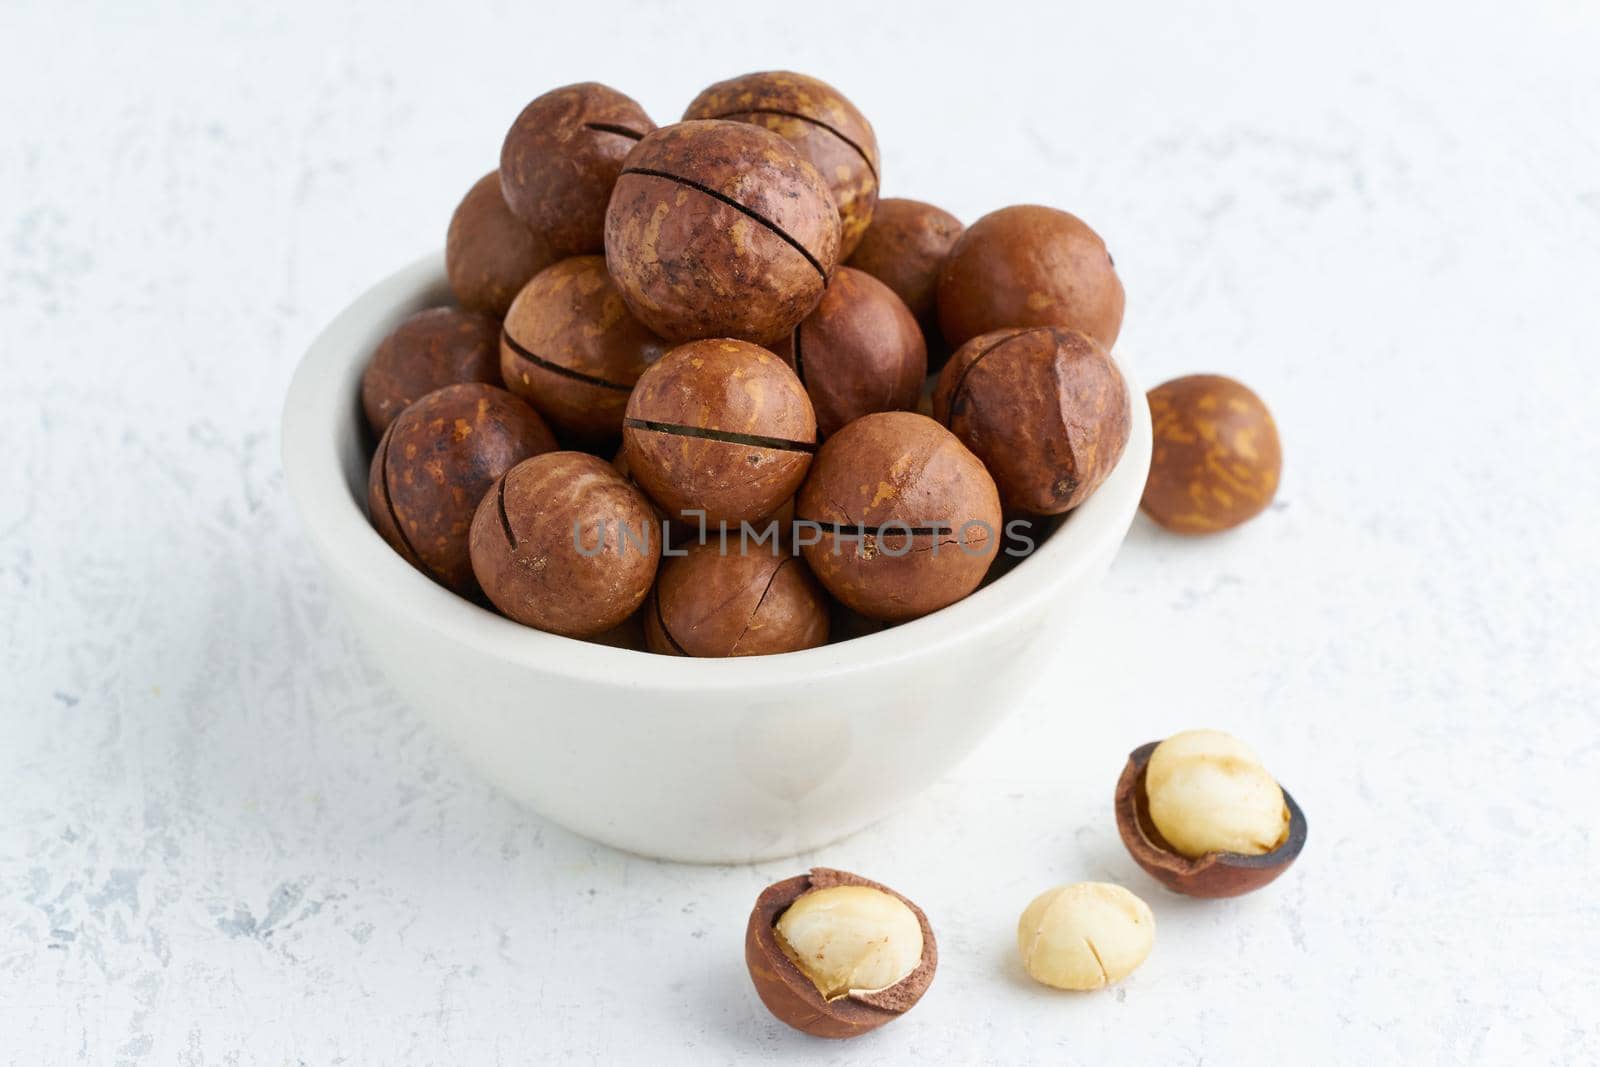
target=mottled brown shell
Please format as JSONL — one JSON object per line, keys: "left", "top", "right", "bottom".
{"left": 1141, "top": 374, "right": 1282, "bottom": 534}
{"left": 1115, "top": 741, "right": 1308, "bottom": 898}
{"left": 445, "top": 171, "right": 560, "bottom": 318}
{"left": 499, "top": 83, "right": 656, "bottom": 256}
{"left": 846, "top": 197, "right": 964, "bottom": 364}
{"left": 500, "top": 256, "right": 667, "bottom": 440}
{"left": 796, "top": 412, "right": 1000, "bottom": 621}
{"left": 604, "top": 121, "right": 841, "bottom": 345}
{"left": 368, "top": 383, "right": 557, "bottom": 595}
{"left": 623, "top": 339, "right": 817, "bottom": 525}
{"left": 933, "top": 326, "right": 1131, "bottom": 515}
{"left": 644, "top": 542, "right": 829, "bottom": 657}
{"left": 683, "top": 71, "right": 879, "bottom": 258}
{"left": 745, "top": 868, "right": 938, "bottom": 1039}
{"left": 937, "top": 204, "right": 1124, "bottom": 351}
{"left": 771, "top": 267, "right": 925, "bottom": 439}
{"left": 468, "top": 452, "right": 660, "bottom": 637}
{"left": 360, "top": 307, "right": 504, "bottom": 436}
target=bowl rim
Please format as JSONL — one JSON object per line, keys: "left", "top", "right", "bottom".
{"left": 282, "top": 252, "right": 1152, "bottom": 693}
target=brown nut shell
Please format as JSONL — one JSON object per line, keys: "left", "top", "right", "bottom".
{"left": 604, "top": 120, "right": 841, "bottom": 345}
{"left": 796, "top": 412, "right": 1000, "bottom": 621}
{"left": 745, "top": 868, "right": 937, "bottom": 1039}
{"left": 499, "top": 83, "right": 656, "bottom": 256}
{"left": 683, "top": 71, "right": 879, "bottom": 258}
{"left": 846, "top": 198, "right": 963, "bottom": 367}
{"left": 933, "top": 326, "right": 1130, "bottom": 515}
{"left": 771, "top": 267, "right": 926, "bottom": 439}
{"left": 1115, "top": 741, "right": 1308, "bottom": 898}
{"left": 622, "top": 339, "right": 816, "bottom": 525}
{"left": 468, "top": 452, "right": 660, "bottom": 637}
{"left": 644, "top": 541, "right": 829, "bottom": 657}
{"left": 937, "top": 204, "right": 1124, "bottom": 352}
{"left": 368, "top": 384, "right": 557, "bottom": 595}
{"left": 1142, "top": 374, "right": 1282, "bottom": 534}
{"left": 360, "top": 307, "right": 504, "bottom": 436}
{"left": 446, "top": 171, "right": 560, "bottom": 318}
{"left": 500, "top": 256, "right": 667, "bottom": 440}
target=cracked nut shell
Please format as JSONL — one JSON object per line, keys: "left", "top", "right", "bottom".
{"left": 1142, "top": 374, "right": 1281, "bottom": 534}
{"left": 846, "top": 197, "right": 963, "bottom": 366}
{"left": 644, "top": 541, "right": 829, "bottom": 657}
{"left": 622, "top": 339, "right": 816, "bottom": 525}
{"left": 1115, "top": 740, "right": 1308, "bottom": 898}
{"left": 933, "top": 326, "right": 1131, "bottom": 515}
{"left": 368, "top": 383, "right": 557, "bottom": 595}
{"left": 796, "top": 411, "right": 1000, "bottom": 621}
{"left": 500, "top": 83, "right": 656, "bottom": 256}
{"left": 771, "top": 266, "right": 926, "bottom": 439}
{"left": 360, "top": 307, "right": 504, "bottom": 436}
{"left": 468, "top": 451, "right": 660, "bottom": 636}
{"left": 937, "top": 204, "right": 1124, "bottom": 352}
{"left": 604, "top": 120, "right": 841, "bottom": 345}
{"left": 446, "top": 170, "right": 560, "bottom": 318}
{"left": 745, "top": 868, "right": 937, "bottom": 1039}
{"left": 500, "top": 255, "right": 667, "bottom": 440}
{"left": 683, "top": 71, "right": 879, "bottom": 258}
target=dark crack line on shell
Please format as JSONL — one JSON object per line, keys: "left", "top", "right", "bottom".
{"left": 619, "top": 167, "right": 829, "bottom": 281}
{"left": 731, "top": 556, "right": 793, "bottom": 654}
{"left": 946, "top": 330, "right": 1038, "bottom": 417}
{"left": 790, "top": 325, "right": 806, "bottom": 386}
{"left": 792, "top": 520, "right": 955, "bottom": 538}
{"left": 584, "top": 122, "right": 647, "bottom": 141}
{"left": 653, "top": 592, "right": 691, "bottom": 656}
{"left": 502, "top": 330, "right": 634, "bottom": 391}
{"left": 378, "top": 429, "right": 425, "bottom": 564}
{"left": 623, "top": 417, "right": 816, "bottom": 453}
{"left": 704, "top": 107, "right": 879, "bottom": 182}
{"left": 496, "top": 475, "right": 517, "bottom": 551}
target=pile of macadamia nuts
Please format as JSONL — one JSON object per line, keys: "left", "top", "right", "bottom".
{"left": 361, "top": 72, "right": 1152, "bottom": 653}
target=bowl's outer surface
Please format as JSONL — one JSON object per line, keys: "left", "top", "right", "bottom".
{"left": 283, "top": 253, "right": 1152, "bottom": 863}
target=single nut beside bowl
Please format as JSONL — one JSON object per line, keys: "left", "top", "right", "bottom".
{"left": 1142, "top": 374, "right": 1282, "bottom": 534}
{"left": 1017, "top": 882, "right": 1154, "bottom": 991}
{"left": 1115, "top": 730, "right": 1308, "bottom": 898}
{"left": 746, "top": 868, "right": 937, "bottom": 1039}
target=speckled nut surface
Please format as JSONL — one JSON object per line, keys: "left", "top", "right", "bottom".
{"left": 1141, "top": 374, "right": 1281, "bottom": 534}
{"left": 683, "top": 71, "right": 879, "bottom": 258}
{"left": 937, "top": 204, "right": 1124, "bottom": 351}
{"left": 643, "top": 541, "right": 829, "bottom": 657}
{"left": 604, "top": 120, "right": 841, "bottom": 345}
{"left": 500, "top": 256, "right": 667, "bottom": 440}
{"left": 445, "top": 171, "right": 559, "bottom": 318}
{"left": 771, "top": 267, "right": 925, "bottom": 439}
{"left": 499, "top": 83, "right": 655, "bottom": 256}
{"left": 933, "top": 326, "right": 1131, "bottom": 515}
{"left": 1115, "top": 740, "right": 1308, "bottom": 898}
{"left": 367, "top": 383, "right": 557, "bottom": 596}
{"left": 622, "top": 339, "right": 817, "bottom": 525}
{"left": 796, "top": 411, "right": 1001, "bottom": 621}
{"left": 846, "top": 197, "right": 963, "bottom": 363}
{"left": 468, "top": 451, "right": 660, "bottom": 637}
{"left": 360, "top": 307, "right": 504, "bottom": 436}
{"left": 745, "top": 868, "right": 937, "bottom": 1039}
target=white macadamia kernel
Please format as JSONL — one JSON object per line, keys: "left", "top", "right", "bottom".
{"left": 1017, "top": 882, "right": 1154, "bottom": 991}
{"left": 774, "top": 885, "right": 923, "bottom": 1000}
{"left": 1146, "top": 728, "right": 1290, "bottom": 858}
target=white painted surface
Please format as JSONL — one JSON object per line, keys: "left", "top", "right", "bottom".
{"left": 2, "top": 1, "right": 1596, "bottom": 1063}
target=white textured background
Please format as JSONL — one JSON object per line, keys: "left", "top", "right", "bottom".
{"left": 3, "top": 1, "right": 1598, "bottom": 1063}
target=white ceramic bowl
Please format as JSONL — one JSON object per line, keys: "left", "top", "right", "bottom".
{"left": 282, "top": 253, "right": 1152, "bottom": 863}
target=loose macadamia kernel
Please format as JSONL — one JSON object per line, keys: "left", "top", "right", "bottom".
{"left": 1142, "top": 374, "right": 1282, "bottom": 534}
{"left": 775, "top": 886, "right": 923, "bottom": 999}
{"left": 1017, "top": 882, "right": 1154, "bottom": 991}
{"left": 1145, "top": 729, "right": 1290, "bottom": 858}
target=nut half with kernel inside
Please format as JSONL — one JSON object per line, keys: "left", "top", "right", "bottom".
{"left": 1017, "top": 882, "right": 1154, "bottom": 991}
{"left": 746, "top": 868, "right": 937, "bottom": 1039}
{"left": 1115, "top": 731, "right": 1308, "bottom": 898}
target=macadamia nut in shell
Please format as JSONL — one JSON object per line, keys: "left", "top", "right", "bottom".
{"left": 1142, "top": 374, "right": 1282, "bottom": 534}
{"left": 1145, "top": 729, "right": 1290, "bottom": 858}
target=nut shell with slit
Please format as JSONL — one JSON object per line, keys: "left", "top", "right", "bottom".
{"left": 469, "top": 451, "right": 661, "bottom": 637}
{"left": 644, "top": 541, "right": 829, "bottom": 657}
{"left": 367, "top": 383, "right": 557, "bottom": 596}
{"left": 604, "top": 120, "right": 841, "bottom": 345}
